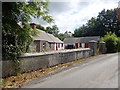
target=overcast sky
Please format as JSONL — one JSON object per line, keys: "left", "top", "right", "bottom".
{"left": 32, "top": 0, "right": 120, "bottom": 33}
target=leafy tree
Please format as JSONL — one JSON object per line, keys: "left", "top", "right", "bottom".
{"left": 117, "top": 37, "right": 120, "bottom": 52}
{"left": 57, "top": 33, "right": 71, "bottom": 41}
{"left": 46, "top": 25, "right": 59, "bottom": 37}
{"left": 73, "top": 9, "right": 120, "bottom": 37}
{"left": 64, "top": 31, "right": 72, "bottom": 36}
{"left": 2, "top": 1, "right": 53, "bottom": 60}
{"left": 100, "top": 32, "right": 118, "bottom": 53}
{"left": 36, "top": 24, "right": 46, "bottom": 31}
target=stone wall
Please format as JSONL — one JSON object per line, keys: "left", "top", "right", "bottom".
{"left": 2, "top": 48, "right": 91, "bottom": 78}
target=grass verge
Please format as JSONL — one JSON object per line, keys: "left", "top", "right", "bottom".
{"left": 2, "top": 55, "right": 97, "bottom": 88}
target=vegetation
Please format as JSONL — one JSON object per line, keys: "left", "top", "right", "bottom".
{"left": 2, "top": 56, "right": 92, "bottom": 88}
{"left": 2, "top": 1, "right": 53, "bottom": 60}
{"left": 100, "top": 32, "right": 120, "bottom": 53}
{"left": 73, "top": 8, "right": 120, "bottom": 53}
{"left": 57, "top": 31, "right": 72, "bottom": 41}
{"left": 46, "top": 25, "right": 59, "bottom": 37}
{"left": 36, "top": 24, "right": 46, "bottom": 31}
{"left": 3, "top": 2, "right": 119, "bottom": 61}
{"left": 36, "top": 24, "right": 72, "bottom": 40}
{"left": 73, "top": 9, "right": 120, "bottom": 37}
{"left": 117, "top": 37, "right": 120, "bottom": 52}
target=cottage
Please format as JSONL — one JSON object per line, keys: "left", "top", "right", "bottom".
{"left": 47, "top": 34, "right": 64, "bottom": 50}
{"left": 63, "top": 36, "right": 100, "bottom": 49}
{"left": 29, "top": 23, "right": 64, "bottom": 52}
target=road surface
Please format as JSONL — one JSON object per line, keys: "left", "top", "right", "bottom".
{"left": 22, "top": 53, "right": 119, "bottom": 88}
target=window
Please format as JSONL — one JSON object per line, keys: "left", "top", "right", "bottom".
{"left": 43, "top": 43, "right": 46, "bottom": 50}
{"left": 79, "top": 43, "right": 82, "bottom": 47}
{"left": 61, "top": 43, "right": 63, "bottom": 47}
{"left": 49, "top": 43, "right": 51, "bottom": 48}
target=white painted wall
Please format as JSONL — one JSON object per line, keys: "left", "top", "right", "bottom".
{"left": 82, "top": 43, "right": 85, "bottom": 48}
{"left": 58, "top": 43, "right": 64, "bottom": 50}
{"left": 29, "top": 42, "right": 36, "bottom": 52}
{"left": 54, "top": 43, "right": 56, "bottom": 50}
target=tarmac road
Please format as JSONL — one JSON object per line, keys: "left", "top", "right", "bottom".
{"left": 22, "top": 53, "right": 119, "bottom": 88}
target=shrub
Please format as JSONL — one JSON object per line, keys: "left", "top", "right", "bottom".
{"left": 100, "top": 32, "right": 118, "bottom": 53}
{"left": 117, "top": 37, "right": 120, "bottom": 52}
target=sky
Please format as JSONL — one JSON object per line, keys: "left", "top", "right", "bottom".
{"left": 32, "top": 0, "right": 120, "bottom": 33}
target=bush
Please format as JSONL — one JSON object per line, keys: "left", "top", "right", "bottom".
{"left": 100, "top": 32, "right": 118, "bottom": 53}
{"left": 117, "top": 37, "right": 120, "bottom": 52}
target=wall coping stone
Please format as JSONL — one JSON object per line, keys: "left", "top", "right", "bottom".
{"left": 20, "top": 48, "right": 90, "bottom": 57}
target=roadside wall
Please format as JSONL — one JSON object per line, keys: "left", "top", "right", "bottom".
{"left": 2, "top": 48, "right": 91, "bottom": 77}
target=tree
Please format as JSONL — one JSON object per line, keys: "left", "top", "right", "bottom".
{"left": 117, "top": 37, "right": 120, "bottom": 52}
{"left": 100, "top": 32, "right": 118, "bottom": 53}
{"left": 2, "top": 1, "right": 53, "bottom": 60}
{"left": 57, "top": 33, "right": 71, "bottom": 41}
{"left": 73, "top": 9, "right": 120, "bottom": 37}
{"left": 57, "top": 31, "right": 72, "bottom": 41}
{"left": 36, "top": 24, "right": 46, "bottom": 31}
{"left": 73, "top": 25, "right": 88, "bottom": 37}
{"left": 46, "top": 25, "right": 59, "bottom": 37}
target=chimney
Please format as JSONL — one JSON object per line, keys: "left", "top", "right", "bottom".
{"left": 30, "top": 23, "right": 36, "bottom": 29}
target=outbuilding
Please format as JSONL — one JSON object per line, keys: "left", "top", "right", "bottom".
{"left": 63, "top": 36, "right": 100, "bottom": 49}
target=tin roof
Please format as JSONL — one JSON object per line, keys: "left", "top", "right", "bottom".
{"left": 63, "top": 36, "right": 100, "bottom": 44}
{"left": 63, "top": 38, "right": 79, "bottom": 44}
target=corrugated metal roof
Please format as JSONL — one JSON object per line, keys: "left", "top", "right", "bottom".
{"left": 32, "top": 29, "right": 63, "bottom": 43}
{"left": 79, "top": 36, "right": 100, "bottom": 43}
{"left": 63, "top": 36, "right": 100, "bottom": 44}
{"left": 63, "top": 38, "right": 79, "bottom": 44}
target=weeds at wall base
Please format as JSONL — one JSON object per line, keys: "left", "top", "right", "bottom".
{"left": 1, "top": 55, "right": 96, "bottom": 88}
